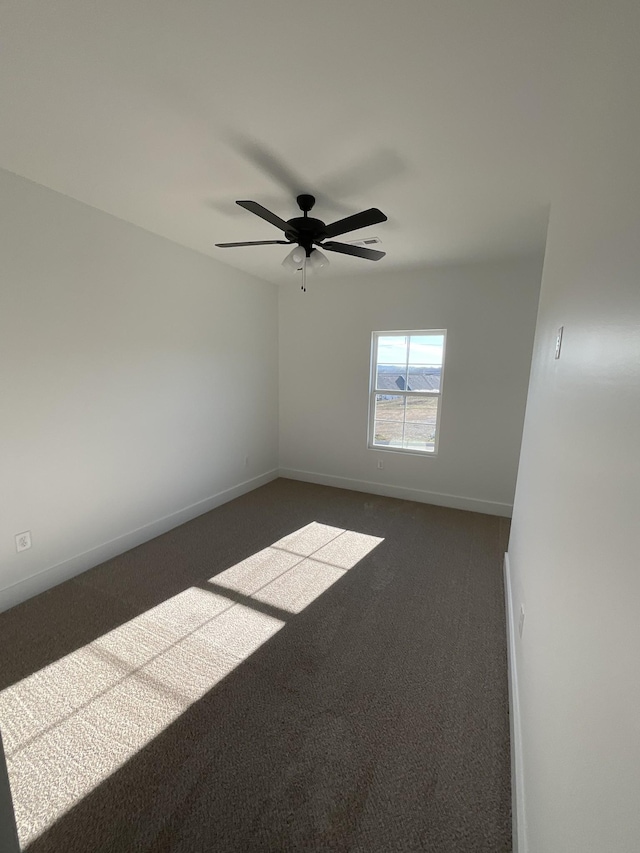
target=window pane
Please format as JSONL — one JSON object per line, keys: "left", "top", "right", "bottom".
{"left": 376, "top": 364, "right": 408, "bottom": 391}
{"left": 405, "top": 395, "right": 438, "bottom": 422}
{"left": 373, "top": 421, "right": 404, "bottom": 447}
{"left": 408, "top": 334, "right": 444, "bottom": 366}
{"left": 377, "top": 335, "right": 408, "bottom": 365}
{"left": 407, "top": 365, "right": 441, "bottom": 392}
{"left": 404, "top": 397, "right": 439, "bottom": 452}
{"left": 373, "top": 394, "right": 405, "bottom": 447}
{"left": 403, "top": 421, "right": 437, "bottom": 452}
{"left": 374, "top": 394, "right": 405, "bottom": 421}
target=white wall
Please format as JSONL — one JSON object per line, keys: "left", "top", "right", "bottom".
{"left": 0, "top": 169, "right": 279, "bottom": 612}
{"left": 279, "top": 256, "right": 542, "bottom": 515}
{"left": 507, "top": 3, "right": 640, "bottom": 851}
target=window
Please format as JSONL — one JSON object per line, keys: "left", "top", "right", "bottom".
{"left": 368, "top": 330, "right": 446, "bottom": 455}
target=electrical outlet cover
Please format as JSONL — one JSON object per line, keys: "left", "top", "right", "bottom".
{"left": 16, "top": 531, "right": 32, "bottom": 552}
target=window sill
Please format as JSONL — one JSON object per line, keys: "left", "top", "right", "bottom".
{"left": 368, "top": 443, "right": 438, "bottom": 458}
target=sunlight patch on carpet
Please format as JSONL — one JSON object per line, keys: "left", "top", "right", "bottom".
{"left": 0, "top": 522, "right": 383, "bottom": 848}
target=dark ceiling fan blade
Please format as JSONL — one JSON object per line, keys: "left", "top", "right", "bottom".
{"left": 236, "top": 200, "right": 295, "bottom": 235}
{"left": 215, "top": 240, "right": 292, "bottom": 247}
{"left": 323, "top": 208, "right": 387, "bottom": 239}
{"left": 322, "top": 241, "right": 386, "bottom": 261}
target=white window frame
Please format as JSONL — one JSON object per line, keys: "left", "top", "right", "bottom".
{"left": 368, "top": 329, "right": 447, "bottom": 457}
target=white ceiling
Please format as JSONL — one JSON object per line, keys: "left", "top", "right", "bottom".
{"left": 0, "top": 0, "right": 569, "bottom": 283}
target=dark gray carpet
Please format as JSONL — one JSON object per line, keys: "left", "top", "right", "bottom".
{"left": 0, "top": 478, "right": 512, "bottom": 852}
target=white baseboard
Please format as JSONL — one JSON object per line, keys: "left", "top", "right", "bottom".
{"left": 279, "top": 467, "right": 513, "bottom": 517}
{"left": 0, "top": 470, "right": 278, "bottom": 614}
{"left": 504, "top": 552, "right": 527, "bottom": 853}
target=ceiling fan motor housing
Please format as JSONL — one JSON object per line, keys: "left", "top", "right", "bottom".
{"left": 285, "top": 216, "right": 327, "bottom": 252}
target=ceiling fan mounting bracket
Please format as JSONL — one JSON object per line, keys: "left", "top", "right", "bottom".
{"left": 296, "top": 193, "right": 316, "bottom": 214}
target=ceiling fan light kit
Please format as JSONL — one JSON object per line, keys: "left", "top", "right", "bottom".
{"left": 282, "top": 246, "right": 305, "bottom": 272}
{"left": 283, "top": 245, "right": 306, "bottom": 266}
{"left": 308, "top": 248, "right": 329, "bottom": 272}
{"left": 216, "top": 193, "right": 387, "bottom": 291}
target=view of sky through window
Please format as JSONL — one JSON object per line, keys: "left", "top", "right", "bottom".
{"left": 377, "top": 334, "right": 444, "bottom": 366}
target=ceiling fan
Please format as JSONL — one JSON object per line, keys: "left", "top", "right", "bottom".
{"left": 215, "top": 194, "right": 387, "bottom": 287}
